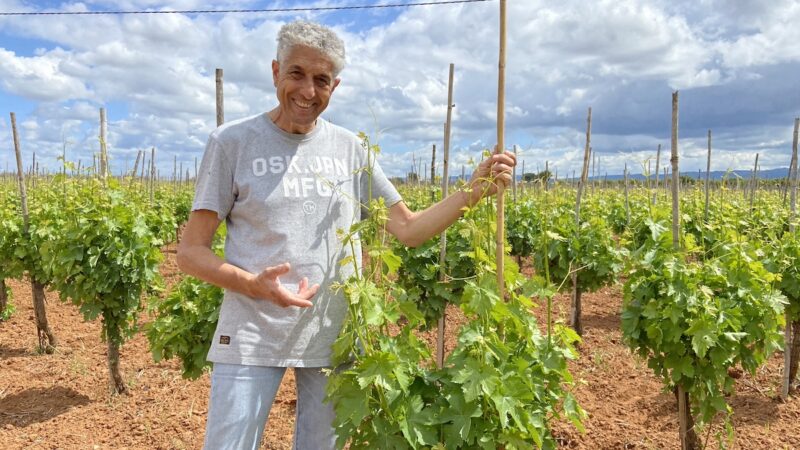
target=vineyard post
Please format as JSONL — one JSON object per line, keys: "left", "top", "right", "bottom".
{"left": 130, "top": 150, "right": 141, "bottom": 187}
{"left": 545, "top": 160, "right": 549, "bottom": 192}
{"left": 216, "top": 68, "right": 224, "bottom": 127}
{"left": 624, "top": 162, "right": 630, "bottom": 225}
{"left": 749, "top": 153, "right": 759, "bottom": 211}
{"left": 149, "top": 147, "right": 155, "bottom": 204}
{"left": 180, "top": 161, "right": 184, "bottom": 188}
{"left": 671, "top": 91, "right": 698, "bottom": 450}
{"left": 100, "top": 107, "right": 108, "bottom": 185}
{"left": 653, "top": 144, "right": 662, "bottom": 205}
{"left": 77, "top": 159, "right": 81, "bottom": 179}
{"left": 31, "top": 152, "right": 36, "bottom": 190}
{"left": 423, "top": 162, "right": 428, "bottom": 184}
{"left": 571, "top": 107, "right": 592, "bottom": 336}
{"left": 430, "top": 144, "right": 436, "bottom": 185}
{"left": 782, "top": 117, "right": 800, "bottom": 400}
{"left": 521, "top": 160, "right": 525, "bottom": 191}
{"left": 495, "top": 0, "right": 507, "bottom": 298}
{"left": 784, "top": 155, "right": 794, "bottom": 205}
{"left": 591, "top": 150, "right": 595, "bottom": 196}
{"left": 704, "top": 130, "right": 712, "bottom": 221}
{"left": 436, "top": 62, "right": 455, "bottom": 368}
{"left": 512, "top": 145, "right": 517, "bottom": 202}
{"left": 10, "top": 112, "right": 57, "bottom": 352}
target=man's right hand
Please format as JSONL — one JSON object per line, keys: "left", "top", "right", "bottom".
{"left": 249, "top": 263, "right": 319, "bottom": 308}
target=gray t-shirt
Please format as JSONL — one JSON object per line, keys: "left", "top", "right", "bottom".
{"left": 192, "top": 113, "right": 402, "bottom": 367}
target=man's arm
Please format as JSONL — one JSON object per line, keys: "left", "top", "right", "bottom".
{"left": 386, "top": 150, "right": 516, "bottom": 247}
{"left": 176, "top": 209, "right": 319, "bottom": 308}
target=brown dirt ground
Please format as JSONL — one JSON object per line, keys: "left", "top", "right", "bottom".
{"left": 1, "top": 252, "right": 799, "bottom": 449}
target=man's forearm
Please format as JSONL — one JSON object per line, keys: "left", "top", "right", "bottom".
{"left": 392, "top": 188, "right": 481, "bottom": 248}
{"left": 176, "top": 245, "right": 256, "bottom": 297}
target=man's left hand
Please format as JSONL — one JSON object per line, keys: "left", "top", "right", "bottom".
{"left": 468, "top": 149, "right": 517, "bottom": 204}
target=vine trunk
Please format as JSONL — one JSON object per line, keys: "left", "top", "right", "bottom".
{"left": 31, "top": 280, "right": 56, "bottom": 353}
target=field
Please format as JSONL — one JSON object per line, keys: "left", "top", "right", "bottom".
{"left": 2, "top": 246, "right": 799, "bottom": 449}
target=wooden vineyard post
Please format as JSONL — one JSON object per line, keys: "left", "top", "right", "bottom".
{"left": 512, "top": 145, "right": 518, "bottom": 202}
{"left": 216, "top": 68, "right": 224, "bottom": 127}
{"left": 782, "top": 117, "right": 800, "bottom": 400}
{"left": 545, "top": 160, "right": 549, "bottom": 192}
{"left": 704, "top": 130, "right": 712, "bottom": 221}
{"left": 130, "top": 150, "right": 141, "bottom": 186}
{"left": 624, "top": 162, "right": 630, "bottom": 226}
{"left": 436, "top": 63, "right": 454, "bottom": 368}
{"left": 495, "top": 0, "right": 507, "bottom": 298}
{"left": 571, "top": 107, "right": 592, "bottom": 336}
{"left": 670, "top": 92, "right": 699, "bottom": 450}
{"left": 749, "top": 153, "right": 759, "bottom": 211}
{"left": 99, "top": 107, "right": 108, "bottom": 184}
{"left": 10, "top": 112, "right": 57, "bottom": 352}
{"left": 653, "top": 144, "right": 662, "bottom": 205}
{"left": 149, "top": 147, "right": 155, "bottom": 204}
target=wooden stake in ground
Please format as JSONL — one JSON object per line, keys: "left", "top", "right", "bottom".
{"left": 670, "top": 92, "right": 699, "bottom": 450}
{"left": 653, "top": 144, "right": 662, "bottom": 205}
{"left": 704, "top": 130, "right": 712, "bottom": 221}
{"left": 99, "top": 107, "right": 108, "bottom": 184}
{"left": 495, "top": 0, "right": 507, "bottom": 298}
{"left": 149, "top": 147, "right": 155, "bottom": 204}
{"left": 750, "top": 153, "right": 759, "bottom": 211}
{"left": 216, "top": 68, "right": 224, "bottom": 127}
{"left": 436, "top": 63, "right": 455, "bottom": 368}
{"left": 10, "top": 112, "right": 57, "bottom": 352}
{"left": 624, "top": 162, "right": 630, "bottom": 225}
{"left": 782, "top": 117, "right": 800, "bottom": 400}
{"left": 571, "top": 107, "right": 592, "bottom": 336}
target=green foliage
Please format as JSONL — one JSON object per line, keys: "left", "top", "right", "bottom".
{"left": 327, "top": 141, "right": 584, "bottom": 449}
{"left": 40, "top": 183, "right": 163, "bottom": 346}
{"left": 531, "top": 205, "right": 622, "bottom": 293}
{"left": 621, "top": 225, "right": 785, "bottom": 429}
{"left": 146, "top": 226, "right": 226, "bottom": 379}
{"left": 147, "top": 276, "right": 222, "bottom": 379}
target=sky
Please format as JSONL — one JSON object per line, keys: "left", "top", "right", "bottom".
{"left": 0, "top": 0, "right": 799, "bottom": 180}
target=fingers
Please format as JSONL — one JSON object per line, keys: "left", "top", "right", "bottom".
{"left": 262, "top": 262, "right": 291, "bottom": 278}
{"left": 253, "top": 264, "right": 318, "bottom": 308}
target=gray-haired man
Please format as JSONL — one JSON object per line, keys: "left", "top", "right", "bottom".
{"left": 178, "top": 20, "right": 516, "bottom": 450}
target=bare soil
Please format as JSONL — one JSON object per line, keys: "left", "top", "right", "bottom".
{"left": 1, "top": 252, "right": 799, "bottom": 449}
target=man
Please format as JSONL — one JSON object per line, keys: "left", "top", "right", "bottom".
{"left": 177, "top": 20, "right": 516, "bottom": 450}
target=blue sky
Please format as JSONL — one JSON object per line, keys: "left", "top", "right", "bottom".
{"left": 1, "top": 0, "right": 799, "bottom": 178}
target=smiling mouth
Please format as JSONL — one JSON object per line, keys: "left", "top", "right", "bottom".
{"left": 293, "top": 99, "right": 314, "bottom": 109}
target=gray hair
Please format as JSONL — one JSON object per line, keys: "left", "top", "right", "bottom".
{"left": 276, "top": 21, "right": 346, "bottom": 76}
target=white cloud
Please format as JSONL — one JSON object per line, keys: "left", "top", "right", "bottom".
{"left": 0, "top": 0, "right": 797, "bottom": 178}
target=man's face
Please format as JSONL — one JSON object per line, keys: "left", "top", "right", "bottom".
{"left": 271, "top": 45, "right": 340, "bottom": 134}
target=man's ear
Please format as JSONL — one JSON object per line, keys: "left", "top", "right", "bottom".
{"left": 331, "top": 78, "right": 341, "bottom": 94}
{"left": 272, "top": 60, "right": 280, "bottom": 87}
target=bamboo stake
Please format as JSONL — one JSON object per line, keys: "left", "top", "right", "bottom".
{"left": 436, "top": 63, "right": 455, "bottom": 369}
{"left": 671, "top": 92, "right": 697, "bottom": 450}
{"left": 749, "top": 153, "right": 759, "bottom": 211}
{"left": 624, "top": 163, "right": 630, "bottom": 225}
{"left": 653, "top": 144, "right": 662, "bottom": 205}
{"left": 10, "top": 112, "right": 57, "bottom": 352}
{"left": 430, "top": 144, "right": 436, "bottom": 186}
{"left": 571, "top": 107, "right": 592, "bottom": 336}
{"left": 495, "top": 0, "right": 507, "bottom": 298}
{"left": 783, "top": 117, "right": 800, "bottom": 400}
{"left": 149, "top": 147, "right": 155, "bottom": 204}
{"left": 704, "top": 130, "right": 712, "bottom": 221}
{"left": 100, "top": 107, "right": 108, "bottom": 184}
{"left": 216, "top": 68, "right": 224, "bottom": 127}
{"left": 512, "top": 145, "right": 518, "bottom": 202}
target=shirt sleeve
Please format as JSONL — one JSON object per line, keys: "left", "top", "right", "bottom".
{"left": 360, "top": 155, "right": 403, "bottom": 220}
{"left": 192, "top": 134, "right": 236, "bottom": 221}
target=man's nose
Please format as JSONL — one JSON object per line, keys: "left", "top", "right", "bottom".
{"left": 298, "top": 76, "right": 315, "bottom": 99}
